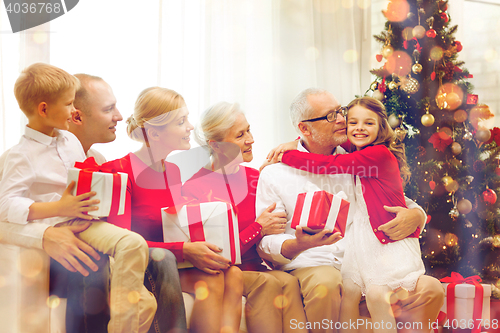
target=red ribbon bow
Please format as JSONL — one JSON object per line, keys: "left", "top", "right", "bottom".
{"left": 439, "top": 272, "right": 484, "bottom": 333}
{"left": 73, "top": 157, "right": 123, "bottom": 216}
{"left": 74, "top": 157, "right": 119, "bottom": 174}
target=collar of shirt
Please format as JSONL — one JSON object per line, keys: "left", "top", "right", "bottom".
{"left": 24, "top": 126, "right": 67, "bottom": 146}
{"left": 297, "top": 139, "right": 345, "bottom": 156}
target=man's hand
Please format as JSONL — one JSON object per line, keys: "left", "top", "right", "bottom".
{"left": 183, "top": 242, "right": 231, "bottom": 274}
{"left": 378, "top": 206, "right": 425, "bottom": 241}
{"left": 43, "top": 223, "right": 101, "bottom": 276}
{"left": 256, "top": 203, "right": 287, "bottom": 236}
{"left": 281, "top": 226, "right": 342, "bottom": 260}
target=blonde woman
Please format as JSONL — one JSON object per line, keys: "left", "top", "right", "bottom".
{"left": 107, "top": 88, "right": 243, "bottom": 333}
{"left": 182, "top": 102, "right": 307, "bottom": 333}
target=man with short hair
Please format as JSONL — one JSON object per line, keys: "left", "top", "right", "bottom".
{"left": 69, "top": 74, "right": 122, "bottom": 164}
{"left": 257, "top": 88, "right": 444, "bottom": 333}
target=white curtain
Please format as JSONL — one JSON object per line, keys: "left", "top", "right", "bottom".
{"left": 0, "top": 0, "right": 368, "bottom": 170}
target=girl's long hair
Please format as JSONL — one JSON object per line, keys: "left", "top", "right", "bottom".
{"left": 347, "top": 96, "right": 411, "bottom": 186}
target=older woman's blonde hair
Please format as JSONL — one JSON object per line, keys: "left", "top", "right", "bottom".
{"left": 126, "top": 87, "right": 186, "bottom": 142}
{"left": 194, "top": 101, "right": 243, "bottom": 153}
{"left": 347, "top": 96, "right": 411, "bottom": 186}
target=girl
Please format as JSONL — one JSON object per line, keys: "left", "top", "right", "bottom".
{"left": 276, "top": 96, "right": 425, "bottom": 333}
{"left": 106, "top": 88, "right": 243, "bottom": 333}
{"left": 182, "top": 102, "right": 307, "bottom": 333}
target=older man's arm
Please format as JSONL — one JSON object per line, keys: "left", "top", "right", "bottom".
{"left": 256, "top": 167, "right": 342, "bottom": 264}
{"left": 377, "top": 197, "right": 426, "bottom": 241}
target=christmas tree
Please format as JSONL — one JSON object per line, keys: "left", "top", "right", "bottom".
{"left": 368, "top": 0, "right": 500, "bottom": 297}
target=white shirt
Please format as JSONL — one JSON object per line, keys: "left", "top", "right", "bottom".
{"left": 87, "top": 148, "right": 107, "bottom": 165}
{"left": 0, "top": 127, "right": 86, "bottom": 248}
{"left": 256, "top": 141, "right": 425, "bottom": 271}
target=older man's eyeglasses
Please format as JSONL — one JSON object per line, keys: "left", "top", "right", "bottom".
{"left": 301, "top": 106, "right": 347, "bottom": 123}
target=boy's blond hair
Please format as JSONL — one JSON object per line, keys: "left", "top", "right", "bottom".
{"left": 14, "top": 63, "right": 80, "bottom": 116}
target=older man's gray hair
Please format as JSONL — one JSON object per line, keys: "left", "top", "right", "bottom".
{"left": 289, "top": 88, "right": 331, "bottom": 133}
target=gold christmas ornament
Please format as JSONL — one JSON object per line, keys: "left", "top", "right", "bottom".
{"left": 370, "top": 81, "right": 378, "bottom": 91}
{"left": 457, "top": 199, "right": 472, "bottom": 214}
{"left": 412, "top": 63, "right": 423, "bottom": 74}
{"left": 412, "top": 25, "right": 426, "bottom": 39}
{"left": 445, "top": 92, "right": 462, "bottom": 111}
{"left": 382, "top": 45, "right": 394, "bottom": 58}
{"left": 421, "top": 113, "right": 435, "bottom": 127}
{"left": 401, "top": 77, "right": 419, "bottom": 94}
{"left": 388, "top": 81, "right": 398, "bottom": 90}
{"left": 388, "top": 114, "right": 401, "bottom": 128}
{"left": 453, "top": 109, "right": 468, "bottom": 123}
{"left": 451, "top": 142, "right": 462, "bottom": 155}
{"left": 436, "top": 83, "right": 464, "bottom": 110}
{"left": 475, "top": 128, "right": 492, "bottom": 142}
{"left": 444, "top": 233, "right": 459, "bottom": 246}
{"left": 445, "top": 180, "right": 459, "bottom": 193}
{"left": 373, "top": 90, "right": 385, "bottom": 101}
{"left": 436, "top": 92, "right": 447, "bottom": 110}
{"left": 394, "top": 127, "right": 408, "bottom": 141}
{"left": 442, "top": 176, "right": 453, "bottom": 186}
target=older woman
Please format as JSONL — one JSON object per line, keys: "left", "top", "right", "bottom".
{"left": 182, "top": 102, "right": 307, "bottom": 333}
{"left": 107, "top": 88, "right": 243, "bottom": 333}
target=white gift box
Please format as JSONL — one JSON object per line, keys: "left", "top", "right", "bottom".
{"left": 67, "top": 167, "right": 127, "bottom": 217}
{"left": 441, "top": 282, "right": 492, "bottom": 321}
{"left": 162, "top": 202, "right": 241, "bottom": 268}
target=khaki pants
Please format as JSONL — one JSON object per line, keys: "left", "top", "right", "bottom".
{"left": 243, "top": 270, "right": 307, "bottom": 333}
{"left": 59, "top": 220, "right": 156, "bottom": 333}
{"left": 290, "top": 266, "right": 343, "bottom": 333}
{"left": 289, "top": 266, "right": 444, "bottom": 333}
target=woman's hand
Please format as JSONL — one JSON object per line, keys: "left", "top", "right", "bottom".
{"left": 183, "top": 242, "right": 231, "bottom": 274}
{"left": 256, "top": 202, "right": 287, "bottom": 236}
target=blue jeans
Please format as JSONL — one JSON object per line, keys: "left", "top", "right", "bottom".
{"left": 145, "top": 248, "right": 187, "bottom": 333}
{"left": 50, "top": 253, "right": 111, "bottom": 333}
{"left": 51, "top": 248, "right": 187, "bottom": 333}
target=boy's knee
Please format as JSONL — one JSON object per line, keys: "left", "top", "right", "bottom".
{"left": 117, "top": 231, "right": 148, "bottom": 256}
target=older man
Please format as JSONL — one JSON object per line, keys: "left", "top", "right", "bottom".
{"left": 257, "top": 88, "right": 444, "bottom": 333}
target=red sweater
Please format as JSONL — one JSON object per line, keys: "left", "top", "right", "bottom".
{"left": 106, "top": 153, "right": 184, "bottom": 261}
{"left": 182, "top": 166, "right": 265, "bottom": 271}
{"left": 282, "top": 145, "right": 419, "bottom": 244}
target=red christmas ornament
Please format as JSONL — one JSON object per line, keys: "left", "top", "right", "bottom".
{"left": 453, "top": 41, "right": 463, "bottom": 52}
{"left": 426, "top": 215, "right": 432, "bottom": 224}
{"left": 482, "top": 189, "right": 497, "bottom": 205}
{"left": 431, "top": 72, "right": 436, "bottom": 81}
{"left": 376, "top": 54, "right": 383, "bottom": 62}
{"left": 486, "top": 127, "right": 500, "bottom": 146}
{"left": 440, "top": 13, "right": 449, "bottom": 23}
{"left": 426, "top": 29, "right": 437, "bottom": 38}
{"left": 467, "top": 94, "right": 478, "bottom": 105}
{"left": 429, "top": 181, "right": 436, "bottom": 190}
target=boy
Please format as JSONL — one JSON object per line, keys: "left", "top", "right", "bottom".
{"left": 0, "top": 63, "right": 156, "bottom": 333}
